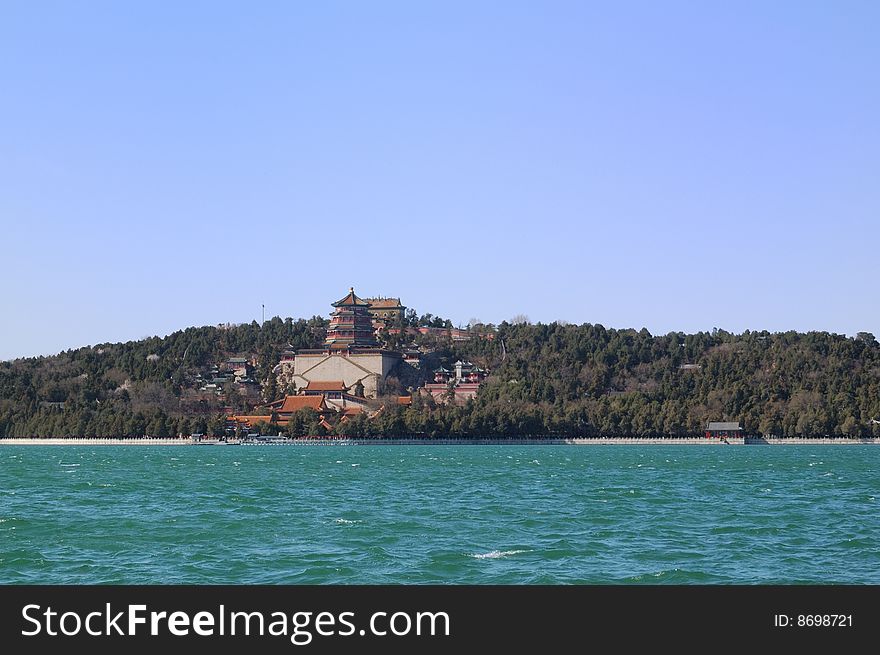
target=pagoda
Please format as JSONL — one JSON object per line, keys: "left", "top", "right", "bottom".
{"left": 281, "top": 287, "right": 402, "bottom": 399}
{"left": 325, "top": 287, "right": 379, "bottom": 349}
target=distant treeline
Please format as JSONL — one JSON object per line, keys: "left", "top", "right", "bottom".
{"left": 436, "top": 324, "right": 880, "bottom": 439}
{"left": 2, "top": 318, "right": 879, "bottom": 439}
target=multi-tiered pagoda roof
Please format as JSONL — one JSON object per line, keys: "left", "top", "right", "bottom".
{"left": 324, "top": 287, "right": 379, "bottom": 349}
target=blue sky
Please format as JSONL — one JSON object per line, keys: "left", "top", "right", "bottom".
{"left": 1, "top": 1, "right": 878, "bottom": 360}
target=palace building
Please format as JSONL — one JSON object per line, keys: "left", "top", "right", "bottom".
{"left": 363, "top": 297, "right": 406, "bottom": 326}
{"left": 281, "top": 288, "right": 403, "bottom": 398}
{"left": 423, "top": 360, "right": 488, "bottom": 405}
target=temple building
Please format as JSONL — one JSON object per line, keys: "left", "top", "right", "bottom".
{"left": 423, "top": 360, "right": 489, "bottom": 404}
{"left": 268, "top": 395, "right": 330, "bottom": 423}
{"left": 705, "top": 421, "right": 743, "bottom": 439}
{"left": 363, "top": 297, "right": 406, "bottom": 326}
{"left": 228, "top": 395, "right": 330, "bottom": 430}
{"left": 299, "top": 380, "right": 372, "bottom": 412}
{"left": 280, "top": 288, "right": 403, "bottom": 398}
{"left": 325, "top": 288, "right": 379, "bottom": 348}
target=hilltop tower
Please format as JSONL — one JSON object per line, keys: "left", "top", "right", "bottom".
{"left": 325, "top": 288, "right": 379, "bottom": 348}
{"left": 282, "top": 287, "right": 402, "bottom": 398}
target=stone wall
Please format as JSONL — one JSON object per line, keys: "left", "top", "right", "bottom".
{"left": 285, "top": 352, "right": 400, "bottom": 398}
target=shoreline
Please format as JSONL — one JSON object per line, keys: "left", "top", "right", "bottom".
{"left": 0, "top": 437, "right": 877, "bottom": 446}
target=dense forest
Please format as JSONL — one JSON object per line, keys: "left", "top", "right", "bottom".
{"left": 0, "top": 317, "right": 326, "bottom": 439}
{"left": 433, "top": 324, "right": 880, "bottom": 439}
{"left": 1, "top": 315, "right": 879, "bottom": 439}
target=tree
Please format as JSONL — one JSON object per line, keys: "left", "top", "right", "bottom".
{"left": 224, "top": 384, "right": 244, "bottom": 412}
{"left": 287, "top": 408, "right": 313, "bottom": 438}
{"left": 262, "top": 370, "right": 279, "bottom": 403}
{"left": 840, "top": 414, "right": 860, "bottom": 437}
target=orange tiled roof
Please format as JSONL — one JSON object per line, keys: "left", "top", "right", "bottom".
{"left": 305, "top": 380, "right": 347, "bottom": 392}
{"left": 397, "top": 396, "right": 412, "bottom": 405}
{"left": 278, "top": 395, "right": 326, "bottom": 413}
{"left": 342, "top": 407, "right": 363, "bottom": 416}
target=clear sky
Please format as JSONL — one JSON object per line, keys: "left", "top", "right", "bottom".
{"left": 1, "top": 1, "right": 878, "bottom": 360}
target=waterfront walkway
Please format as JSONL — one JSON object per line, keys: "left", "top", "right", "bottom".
{"left": 1, "top": 436, "right": 877, "bottom": 445}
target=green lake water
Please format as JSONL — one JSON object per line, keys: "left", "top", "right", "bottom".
{"left": 1, "top": 445, "right": 877, "bottom": 583}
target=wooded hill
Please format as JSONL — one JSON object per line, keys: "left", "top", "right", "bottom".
{"left": 1, "top": 318, "right": 878, "bottom": 439}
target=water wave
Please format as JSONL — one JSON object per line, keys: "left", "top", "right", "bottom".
{"left": 0, "top": 445, "right": 878, "bottom": 584}
{"left": 469, "top": 549, "right": 528, "bottom": 560}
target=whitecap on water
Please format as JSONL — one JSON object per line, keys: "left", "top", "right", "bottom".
{"left": 334, "top": 518, "right": 360, "bottom": 524}
{"left": 469, "top": 550, "right": 528, "bottom": 560}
